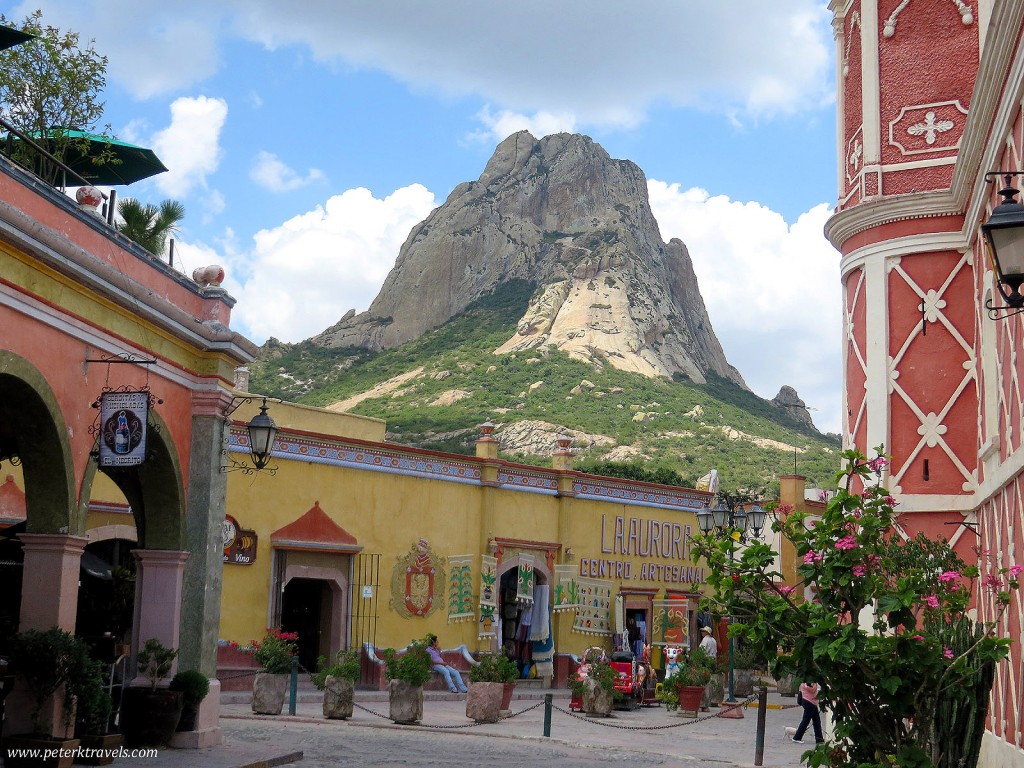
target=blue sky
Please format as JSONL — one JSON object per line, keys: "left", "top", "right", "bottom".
{"left": 8, "top": 1, "right": 843, "bottom": 437}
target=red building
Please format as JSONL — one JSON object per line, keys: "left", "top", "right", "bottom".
{"left": 827, "top": 2, "right": 1023, "bottom": 764}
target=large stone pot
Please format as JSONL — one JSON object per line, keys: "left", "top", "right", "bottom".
{"left": 732, "top": 668, "right": 756, "bottom": 698}
{"left": 582, "top": 678, "right": 613, "bottom": 717}
{"left": 704, "top": 672, "right": 725, "bottom": 708}
{"left": 388, "top": 679, "right": 423, "bottom": 724}
{"left": 323, "top": 676, "right": 355, "bottom": 720}
{"left": 465, "top": 681, "right": 503, "bottom": 723}
{"left": 251, "top": 672, "right": 288, "bottom": 715}
{"left": 776, "top": 673, "right": 799, "bottom": 697}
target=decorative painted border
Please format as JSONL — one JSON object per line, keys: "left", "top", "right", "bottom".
{"left": 229, "top": 428, "right": 710, "bottom": 513}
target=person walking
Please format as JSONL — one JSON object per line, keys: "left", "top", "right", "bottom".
{"left": 785, "top": 680, "right": 825, "bottom": 744}
{"left": 426, "top": 634, "right": 468, "bottom": 693}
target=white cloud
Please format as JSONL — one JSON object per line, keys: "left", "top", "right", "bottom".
{"left": 468, "top": 107, "right": 578, "bottom": 147}
{"left": 222, "top": 184, "right": 437, "bottom": 344}
{"left": 249, "top": 151, "right": 325, "bottom": 192}
{"left": 21, "top": 1, "right": 833, "bottom": 126}
{"left": 150, "top": 96, "right": 228, "bottom": 198}
{"left": 648, "top": 181, "right": 842, "bottom": 434}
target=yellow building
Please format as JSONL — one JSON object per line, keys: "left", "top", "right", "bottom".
{"left": 217, "top": 395, "right": 714, "bottom": 687}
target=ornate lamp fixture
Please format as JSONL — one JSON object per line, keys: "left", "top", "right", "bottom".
{"left": 245, "top": 399, "right": 278, "bottom": 471}
{"left": 982, "top": 172, "right": 1024, "bottom": 318}
{"left": 223, "top": 396, "right": 278, "bottom": 474}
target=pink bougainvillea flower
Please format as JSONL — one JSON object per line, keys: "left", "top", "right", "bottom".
{"left": 835, "top": 535, "right": 859, "bottom": 551}
{"left": 910, "top": 634, "right": 925, "bottom": 641}
{"left": 868, "top": 456, "right": 889, "bottom": 473}
{"left": 852, "top": 564, "right": 867, "bottom": 577}
{"left": 804, "top": 550, "right": 824, "bottom": 564}
{"left": 922, "top": 595, "right": 940, "bottom": 608}
{"left": 943, "top": 648, "right": 954, "bottom": 659}
{"left": 938, "top": 571, "right": 961, "bottom": 583}
{"left": 1008, "top": 564, "right": 1024, "bottom": 578}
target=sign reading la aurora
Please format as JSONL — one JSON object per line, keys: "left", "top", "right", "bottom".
{"left": 578, "top": 514, "right": 706, "bottom": 584}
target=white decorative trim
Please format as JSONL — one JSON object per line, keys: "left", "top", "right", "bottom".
{"left": 883, "top": 0, "right": 973, "bottom": 38}
{"left": 888, "top": 101, "right": 969, "bottom": 156}
{"left": 842, "top": 10, "right": 861, "bottom": 78}
{"left": 847, "top": 126, "right": 864, "bottom": 184}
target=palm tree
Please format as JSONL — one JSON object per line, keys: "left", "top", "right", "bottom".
{"left": 115, "top": 198, "right": 184, "bottom": 256}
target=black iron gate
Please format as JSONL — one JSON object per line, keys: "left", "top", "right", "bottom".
{"left": 350, "top": 552, "right": 380, "bottom": 687}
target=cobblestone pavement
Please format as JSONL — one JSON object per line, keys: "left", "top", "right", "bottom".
{"left": 107, "top": 691, "right": 812, "bottom": 768}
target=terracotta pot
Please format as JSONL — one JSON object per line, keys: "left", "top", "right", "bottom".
{"left": 500, "top": 682, "right": 515, "bottom": 711}
{"left": 251, "top": 672, "right": 288, "bottom": 715}
{"left": 119, "top": 688, "right": 183, "bottom": 748}
{"left": 675, "top": 684, "right": 705, "bottom": 716}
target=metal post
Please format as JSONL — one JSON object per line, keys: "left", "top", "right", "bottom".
{"left": 543, "top": 693, "right": 552, "bottom": 737}
{"left": 727, "top": 633, "right": 736, "bottom": 702}
{"left": 754, "top": 686, "right": 768, "bottom": 765}
{"left": 289, "top": 655, "right": 298, "bottom": 715}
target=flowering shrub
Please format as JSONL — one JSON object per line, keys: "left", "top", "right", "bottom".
{"left": 244, "top": 628, "right": 299, "bottom": 674}
{"left": 694, "top": 447, "right": 1021, "bottom": 768}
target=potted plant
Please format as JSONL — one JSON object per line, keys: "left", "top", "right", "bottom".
{"left": 118, "top": 638, "right": 182, "bottom": 748}
{"left": 71, "top": 657, "right": 122, "bottom": 765}
{"left": 466, "top": 652, "right": 519, "bottom": 723}
{"left": 3, "top": 627, "right": 89, "bottom": 768}
{"left": 380, "top": 639, "right": 432, "bottom": 724}
{"left": 169, "top": 669, "right": 210, "bottom": 732}
{"left": 730, "top": 643, "right": 761, "bottom": 697}
{"left": 569, "top": 653, "right": 616, "bottom": 717}
{"left": 310, "top": 648, "right": 360, "bottom": 720}
{"left": 247, "top": 627, "right": 298, "bottom": 715}
{"left": 687, "top": 647, "right": 721, "bottom": 709}
{"left": 659, "top": 658, "right": 710, "bottom": 716}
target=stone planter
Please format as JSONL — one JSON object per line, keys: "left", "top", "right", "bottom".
{"left": 776, "top": 673, "right": 799, "bottom": 697}
{"left": 323, "top": 676, "right": 355, "bottom": 720}
{"left": 388, "top": 679, "right": 423, "bottom": 724}
{"left": 582, "top": 678, "right": 613, "bottom": 717}
{"left": 732, "top": 668, "right": 755, "bottom": 698}
{"left": 704, "top": 672, "right": 725, "bottom": 708}
{"left": 675, "top": 684, "right": 705, "bottom": 716}
{"left": 251, "top": 672, "right": 288, "bottom": 715}
{"left": 465, "top": 681, "right": 503, "bottom": 723}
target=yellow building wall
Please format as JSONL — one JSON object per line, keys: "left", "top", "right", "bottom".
{"left": 219, "top": 400, "right": 712, "bottom": 662}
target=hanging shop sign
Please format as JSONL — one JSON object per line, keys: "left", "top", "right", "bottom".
{"left": 223, "top": 514, "right": 258, "bottom": 565}
{"left": 98, "top": 391, "right": 149, "bottom": 467}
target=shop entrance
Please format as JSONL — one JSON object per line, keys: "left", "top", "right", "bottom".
{"left": 498, "top": 568, "right": 549, "bottom": 676}
{"left": 281, "top": 577, "right": 327, "bottom": 673}
{"left": 625, "top": 608, "right": 648, "bottom": 658}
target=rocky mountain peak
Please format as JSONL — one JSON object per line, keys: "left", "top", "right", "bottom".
{"left": 311, "top": 130, "right": 745, "bottom": 388}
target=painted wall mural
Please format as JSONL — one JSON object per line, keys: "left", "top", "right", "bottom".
{"left": 478, "top": 555, "right": 497, "bottom": 639}
{"left": 447, "top": 554, "right": 474, "bottom": 623}
{"left": 390, "top": 538, "right": 447, "bottom": 618}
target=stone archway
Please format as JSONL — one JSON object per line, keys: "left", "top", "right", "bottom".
{"left": 0, "top": 353, "right": 75, "bottom": 536}
{"left": 495, "top": 553, "right": 554, "bottom": 680}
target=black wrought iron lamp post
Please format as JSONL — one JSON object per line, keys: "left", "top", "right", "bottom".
{"left": 696, "top": 494, "right": 766, "bottom": 702}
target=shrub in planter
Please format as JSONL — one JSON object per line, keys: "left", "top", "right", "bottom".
{"left": 311, "top": 648, "right": 360, "bottom": 720}
{"left": 3, "top": 627, "right": 89, "bottom": 768}
{"left": 119, "top": 638, "right": 182, "bottom": 748}
{"left": 569, "top": 655, "right": 616, "bottom": 716}
{"left": 245, "top": 628, "right": 298, "bottom": 715}
{"left": 169, "top": 670, "right": 210, "bottom": 732}
{"left": 465, "top": 653, "right": 519, "bottom": 723}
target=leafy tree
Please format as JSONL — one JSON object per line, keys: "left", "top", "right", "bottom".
{"left": 695, "top": 447, "right": 1021, "bottom": 768}
{"left": 115, "top": 198, "right": 185, "bottom": 256}
{"left": 0, "top": 10, "right": 111, "bottom": 185}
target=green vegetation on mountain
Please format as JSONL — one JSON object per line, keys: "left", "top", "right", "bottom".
{"left": 249, "top": 280, "right": 840, "bottom": 494}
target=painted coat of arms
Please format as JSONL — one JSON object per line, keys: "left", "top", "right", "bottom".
{"left": 390, "top": 538, "right": 447, "bottom": 618}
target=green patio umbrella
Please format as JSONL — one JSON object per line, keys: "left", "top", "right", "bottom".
{"left": 11, "top": 128, "right": 169, "bottom": 186}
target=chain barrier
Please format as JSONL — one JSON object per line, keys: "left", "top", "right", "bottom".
{"left": 549, "top": 692, "right": 759, "bottom": 731}
{"left": 352, "top": 698, "right": 546, "bottom": 730}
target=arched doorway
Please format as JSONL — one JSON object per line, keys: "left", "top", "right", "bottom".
{"left": 495, "top": 552, "right": 553, "bottom": 680}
